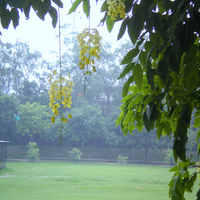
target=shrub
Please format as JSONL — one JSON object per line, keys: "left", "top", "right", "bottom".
{"left": 68, "top": 148, "right": 83, "bottom": 163}
{"left": 164, "top": 149, "right": 175, "bottom": 165}
{"left": 27, "top": 142, "right": 40, "bottom": 162}
{"left": 117, "top": 154, "right": 128, "bottom": 164}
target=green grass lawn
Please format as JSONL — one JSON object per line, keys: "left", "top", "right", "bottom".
{"left": 0, "top": 162, "right": 198, "bottom": 200}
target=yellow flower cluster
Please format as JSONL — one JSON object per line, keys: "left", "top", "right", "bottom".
{"left": 107, "top": 0, "right": 126, "bottom": 20}
{"left": 77, "top": 28, "right": 101, "bottom": 74}
{"left": 49, "top": 70, "right": 74, "bottom": 123}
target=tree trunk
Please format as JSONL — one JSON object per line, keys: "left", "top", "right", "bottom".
{"left": 93, "top": 139, "right": 96, "bottom": 148}
{"left": 81, "top": 141, "right": 84, "bottom": 148}
{"left": 45, "top": 139, "right": 49, "bottom": 146}
{"left": 145, "top": 148, "right": 148, "bottom": 163}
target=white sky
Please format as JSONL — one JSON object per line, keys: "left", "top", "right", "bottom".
{"left": 0, "top": 1, "right": 129, "bottom": 61}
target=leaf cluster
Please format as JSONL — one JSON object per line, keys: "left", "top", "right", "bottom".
{"left": 0, "top": 0, "right": 63, "bottom": 30}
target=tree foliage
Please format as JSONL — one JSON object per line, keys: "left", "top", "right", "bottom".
{"left": 0, "top": 0, "right": 63, "bottom": 31}
{"left": 0, "top": 94, "right": 18, "bottom": 141}
{"left": 18, "top": 102, "right": 52, "bottom": 142}
{"left": 67, "top": 0, "right": 200, "bottom": 199}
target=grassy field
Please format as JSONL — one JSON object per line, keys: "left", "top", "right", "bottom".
{"left": 0, "top": 162, "right": 199, "bottom": 200}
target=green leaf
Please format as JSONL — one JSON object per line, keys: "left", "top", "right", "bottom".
{"left": 37, "top": 3, "right": 48, "bottom": 20}
{"left": 10, "top": 8, "right": 19, "bottom": 28}
{"left": 196, "top": 189, "right": 200, "bottom": 200}
{"left": 121, "top": 48, "right": 139, "bottom": 65}
{"left": 157, "top": 122, "right": 164, "bottom": 139}
{"left": 128, "top": 123, "right": 135, "bottom": 132}
{"left": 118, "top": 63, "right": 134, "bottom": 79}
{"left": 128, "top": 8, "right": 144, "bottom": 44}
{"left": 20, "top": 0, "right": 30, "bottom": 8}
{"left": 164, "top": 121, "right": 172, "bottom": 136}
{"left": 124, "top": 0, "right": 133, "bottom": 13}
{"left": 194, "top": 117, "right": 200, "bottom": 128}
{"left": 169, "top": 165, "right": 179, "bottom": 172}
{"left": 133, "top": 64, "right": 143, "bottom": 89}
{"left": 101, "top": 1, "right": 108, "bottom": 12}
{"left": 24, "top": 2, "right": 31, "bottom": 19}
{"left": 1, "top": 10, "right": 11, "bottom": 29}
{"left": 49, "top": 6, "right": 57, "bottom": 28}
{"left": 106, "top": 15, "right": 115, "bottom": 33}
{"left": 196, "top": 130, "right": 200, "bottom": 143}
{"left": 143, "top": 95, "right": 155, "bottom": 106}
{"left": 171, "top": 175, "right": 181, "bottom": 199}
{"left": 117, "top": 18, "right": 128, "bottom": 40}
{"left": 139, "top": 51, "right": 147, "bottom": 66}
{"left": 32, "top": 1, "right": 39, "bottom": 12}
{"left": 52, "top": 0, "right": 63, "bottom": 8}
{"left": 7, "top": 0, "right": 21, "bottom": 8}
{"left": 198, "top": 143, "right": 200, "bottom": 155}
{"left": 122, "top": 75, "right": 134, "bottom": 97}
{"left": 158, "top": 57, "right": 169, "bottom": 85}
{"left": 185, "top": 68, "right": 198, "bottom": 93}
{"left": 147, "top": 68, "right": 155, "bottom": 90}
{"left": 83, "top": 0, "right": 90, "bottom": 17}
{"left": 128, "top": 19, "right": 136, "bottom": 44}
{"left": 116, "top": 111, "right": 124, "bottom": 127}
{"left": 136, "top": 121, "right": 143, "bottom": 132}
{"left": 68, "top": 0, "right": 83, "bottom": 14}
{"left": 123, "top": 111, "right": 133, "bottom": 126}
{"left": 143, "top": 111, "right": 151, "bottom": 132}
{"left": 195, "top": 110, "right": 200, "bottom": 118}
{"left": 128, "top": 95, "right": 143, "bottom": 109}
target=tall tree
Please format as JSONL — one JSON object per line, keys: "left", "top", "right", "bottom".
{"left": 0, "top": 94, "right": 18, "bottom": 141}
{"left": 18, "top": 102, "right": 52, "bottom": 142}
{"left": 0, "top": 40, "right": 23, "bottom": 94}
{"left": 64, "top": 98, "right": 106, "bottom": 147}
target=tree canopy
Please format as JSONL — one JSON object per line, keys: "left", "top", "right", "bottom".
{"left": 1, "top": 0, "right": 200, "bottom": 199}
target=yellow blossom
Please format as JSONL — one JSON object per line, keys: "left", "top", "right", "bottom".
{"left": 77, "top": 28, "right": 101, "bottom": 74}
{"left": 48, "top": 70, "right": 74, "bottom": 123}
{"left": 107, "top": 0, "right": 126, "bottom": 21}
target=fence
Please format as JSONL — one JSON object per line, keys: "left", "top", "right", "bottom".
{"left": 0, "top": 141, "right": 9, "bottom": 169}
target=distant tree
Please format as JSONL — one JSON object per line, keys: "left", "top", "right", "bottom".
{"left": 0, "top": 40, "right": 23, "bottom": 94}
{"left": 18, "top": 102, "right": 52, "bottom": 142}
{"left": 64, "top": 98, "right": 106, "bottom": 147}
{"left": 124, "top": 129, "right": 166, "bottom": 163}
{"left": 0, "top": 94, "right": 18, "bottom": 141}
{"left": 103, "top": 111, "right": 124, "bottom": 148}
{"left": 187, "top": 129, "right": 199, "bottom": 151}
{"left": 164, "top": 149, "right": 175, "bottom": 166}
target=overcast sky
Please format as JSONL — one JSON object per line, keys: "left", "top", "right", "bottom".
{"left": 0, "top": 1, "right": 128, "bottom": 61}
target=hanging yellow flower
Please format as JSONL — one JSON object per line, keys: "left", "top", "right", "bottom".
{"left": 77, "top": 28, "right": 101, "bottom": 73}
{"left": 49, "top": 70, "right": 74, "bottom": 123}
{"left": 107, "top": 0, "right": 126, "bottom": 21}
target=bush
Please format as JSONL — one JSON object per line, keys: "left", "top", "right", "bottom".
{"left": 68, "top": 148, "right": 83, "bottom": 163}
{"left": 27, "top": 142, "right": 40, "bottom": 162}
{"left": 164, "top": 149, "right": 175, "bottom": 165}
{"left": 117, "top": 154, "right": 128, "bottom": 164}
